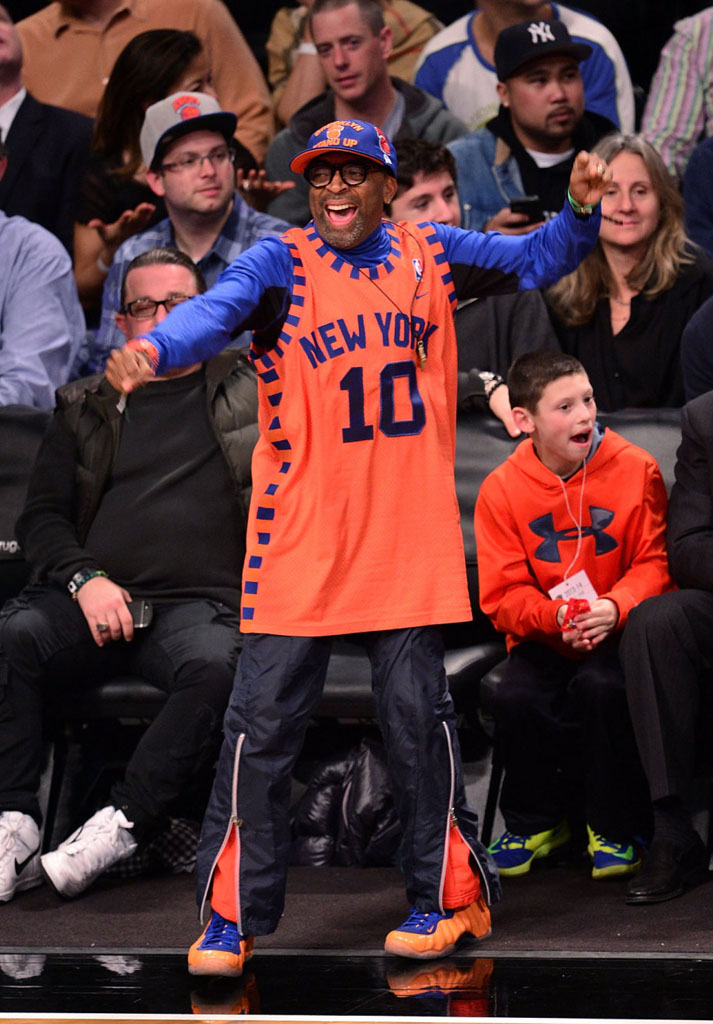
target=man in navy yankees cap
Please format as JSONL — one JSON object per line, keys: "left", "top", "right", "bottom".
{"left": 448, "top": 18, "right": 615, "bottom": 234}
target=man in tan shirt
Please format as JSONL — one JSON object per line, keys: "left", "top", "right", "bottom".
{"left": 16, "top": 0, "right": 275, "bottom": 163}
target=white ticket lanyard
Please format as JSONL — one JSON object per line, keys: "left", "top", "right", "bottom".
{"left": 559, "top": 458, "right": 586, "bottom": 582}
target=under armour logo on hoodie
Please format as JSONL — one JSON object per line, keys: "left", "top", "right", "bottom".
{"left": 529, "top": 507, "right": 618, "bottom": 562}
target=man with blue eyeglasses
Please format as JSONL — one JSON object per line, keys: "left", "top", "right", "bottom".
{"left": 84, "top": 93, "right": 290, "bottom": 376}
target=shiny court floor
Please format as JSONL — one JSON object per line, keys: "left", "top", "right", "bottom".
{"left": 2, "top": 949, "right": 713, "bottom": 1020}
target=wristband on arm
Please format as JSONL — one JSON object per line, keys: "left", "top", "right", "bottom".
{"left": 567, "top": 188, "right": 599, "bottom": 218}
{"left": 67, "top": 568, "right": 107, "bottom": 599}
{"left": 126, "top": 338, "right": 160, "bottom": 370}
{"left": 477, "top": 371, "right": 506, "bottom": 406}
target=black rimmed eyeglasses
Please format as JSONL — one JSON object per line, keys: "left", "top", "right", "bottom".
{"left": 160, "top": 147, "right": 234, "bottom": 175}
{"left": 121, "top": 295, "right": 192, "bottom": 318}
{"left": 304, "top": 160, "right": 374, "bottom": 188}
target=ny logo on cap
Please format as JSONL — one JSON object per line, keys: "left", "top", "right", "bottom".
{"left": 527, "top": 21, "right": 556, "bottom": 44}
{"left": 375, "top": 126, "right": 393, "bottom": 164}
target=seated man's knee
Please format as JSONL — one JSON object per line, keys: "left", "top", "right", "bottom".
{"left": 0, "top": 605, "right": 50, "bottom": 670}
{"left": 176, "top": 652, "right": 237, "bottom": 710}
{"left": 627, "top": 593, "right": 678, "bottom": 635}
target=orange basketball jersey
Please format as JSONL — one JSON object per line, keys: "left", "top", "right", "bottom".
{"left": 241, "top": 220, "right": 472, "bottom": 636}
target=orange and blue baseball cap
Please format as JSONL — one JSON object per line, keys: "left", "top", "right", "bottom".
{"left": 290, "top": 119, "right": 397, "bottom": 177}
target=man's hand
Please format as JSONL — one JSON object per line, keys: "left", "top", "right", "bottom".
{"left": 89, "top": 203, "right": 157, "bottom": 253}
{"left": 105, "top": 344, "right": 156, "bottom": 393}
{"left": 236, "top": 168, "right": 295, "bottom": 212}
{"left": 568, "top": 150, "right": 612, "bottom": 211}
{"left": 484, "top": 206, "right": 544, "bottom": 235}
{"left": 77, "top": 576, "right": 134, "bottom": 646}
{"left": 558, "top": 597, "right": 619, "bottom": 652}
{"left": 488, "top": 383, "right": 521, "bottom": 437}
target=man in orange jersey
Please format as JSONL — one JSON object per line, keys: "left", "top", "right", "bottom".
{"left": 106, "top": 118, "right": 611, "bottom": 975}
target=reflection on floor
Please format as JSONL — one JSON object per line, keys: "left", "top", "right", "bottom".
{"left": 1, "top": 948, "right": 713, "bottom": 1020}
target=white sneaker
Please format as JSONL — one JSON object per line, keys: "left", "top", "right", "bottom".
{"left": 0, "top": 953, "right": 46, "bottom": 979}
{"left": 40, "top": 806, "right": 137, "bottom": 898}
{"left": 0, "top": 811, "right": 41, "bottom": 902}
{"left": 95, "top": 954, "right": 142, "bottom": 975}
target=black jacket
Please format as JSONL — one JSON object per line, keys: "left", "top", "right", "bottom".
{"left": 0, "top": 92, "right": 93, "bottom": 255}
{"left": 667, "top": 392, "right": 713, "bottom": 589}
{"left": 290, "top": 736, "right": 401, "bottom": 867}
{"left": 550, "top": 248, "right": 713, "bottom": 410}
{"left": 16, "top": 350, "right": 258, "bottom": 587}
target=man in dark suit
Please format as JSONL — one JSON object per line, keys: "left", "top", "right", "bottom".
{"left": 620, "top": 396, "right": 713, "bottom": 904}
{"left": 0, "top": 3, "right": 92, "bottom": 254}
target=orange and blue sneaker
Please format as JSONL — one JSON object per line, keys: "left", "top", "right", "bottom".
{"left": 187, "top": 910, "right": 254, "bottom": 977}
{"left": 384, "top": 894, "right": 491, "bottom": 959}
{"left": 488, "top": 820, "right": 571, "bottom": 876}
{"left": 387, "top": 956, "right": 493, "bottom": 1015}
{"left": 190, "top": 972, "right": 260, "bottom": 1015}
{"left": 387, "top": 955, "right": 494, "bottom": 996}
{"left": 587, "top": 825, "right": 641, "bottom": 879}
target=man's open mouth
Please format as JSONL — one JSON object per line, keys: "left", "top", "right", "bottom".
{"left": 325, "top": 202, "right": 358, "bottom": 226}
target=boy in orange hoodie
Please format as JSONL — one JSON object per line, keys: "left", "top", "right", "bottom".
{"left": 474, "top": 350, "right": 672, "bottom": 881}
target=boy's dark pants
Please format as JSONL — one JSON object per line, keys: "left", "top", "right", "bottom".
{"left": 491, "top": 638, "right": 651, "bottom": 841}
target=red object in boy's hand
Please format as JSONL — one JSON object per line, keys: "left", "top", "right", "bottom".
{"left": 562, "top": 598, "right": 591, "bottom": 630}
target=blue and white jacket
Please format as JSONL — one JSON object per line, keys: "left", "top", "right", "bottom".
{"left": 414, "top": 4, "right": 634, "bottom": 132}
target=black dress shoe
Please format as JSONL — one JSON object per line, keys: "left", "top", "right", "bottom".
{"left": 625, "top": 835, "right": 709, "bottom": 905}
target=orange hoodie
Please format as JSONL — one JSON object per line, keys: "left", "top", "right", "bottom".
{"left": 474, "top": 427, "right": 673, "bottom": 657}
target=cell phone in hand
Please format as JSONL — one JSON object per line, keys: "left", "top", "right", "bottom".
{"left": 128, "top": 599, "right": 153, "bottom": 629}
{"left": 509, "top": 195, "right": 545, "bottom": 223}
{"left": 562, "top": 598, "right": 590, "bottom": 630}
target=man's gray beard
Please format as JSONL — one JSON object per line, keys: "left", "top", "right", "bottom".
{"left": 315, "top": 210, "right": 365, "bottom": 251}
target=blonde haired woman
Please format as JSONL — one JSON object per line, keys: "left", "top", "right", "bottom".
{"left": 546, "top": 133, "right": 713, "bottom": 410}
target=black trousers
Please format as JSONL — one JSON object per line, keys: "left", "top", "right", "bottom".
{"left": 196, "top": 627, "right": 498, "bottom": 935}
{"left": 0, "top": 585, "right": 240, "bottom": 836}
{"left": 491, "top": 640, "right": 651, "bottom": 841}
{"left": 621, "top": 590, "right": 713, "bottom": 805}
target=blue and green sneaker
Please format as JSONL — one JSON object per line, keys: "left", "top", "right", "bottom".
{"left": 587, "top": 825, "right": 641, "bottom": 879}
{"left": 488, "top": 820, "right": 571, "bottom": 876}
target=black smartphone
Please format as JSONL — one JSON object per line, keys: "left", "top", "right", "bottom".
{"left": 128, "top": 599, "right": 153, "bottom": 629}
{"left": 509, "top": 195, "right": 545, "bottom": 223}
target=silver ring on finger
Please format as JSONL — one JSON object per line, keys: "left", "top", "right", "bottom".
{"left": 96, "top": 622, "right": 109, "bottom": 633}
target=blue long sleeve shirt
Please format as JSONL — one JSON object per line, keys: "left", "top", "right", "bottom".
{"left": 140, "top": 201, "right": 600, "bottom": 374}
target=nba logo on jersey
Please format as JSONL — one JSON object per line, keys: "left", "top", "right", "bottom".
{"left": 412, "top": 258, "right": 423, "bottom": 281}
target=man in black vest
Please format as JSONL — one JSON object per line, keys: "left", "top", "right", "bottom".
{"left": 0, "top": 246, "right": 257, "bottom": 903}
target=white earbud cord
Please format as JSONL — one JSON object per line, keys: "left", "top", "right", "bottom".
{"left": 558, "top": 459, "right": 587, "bottom": 581}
